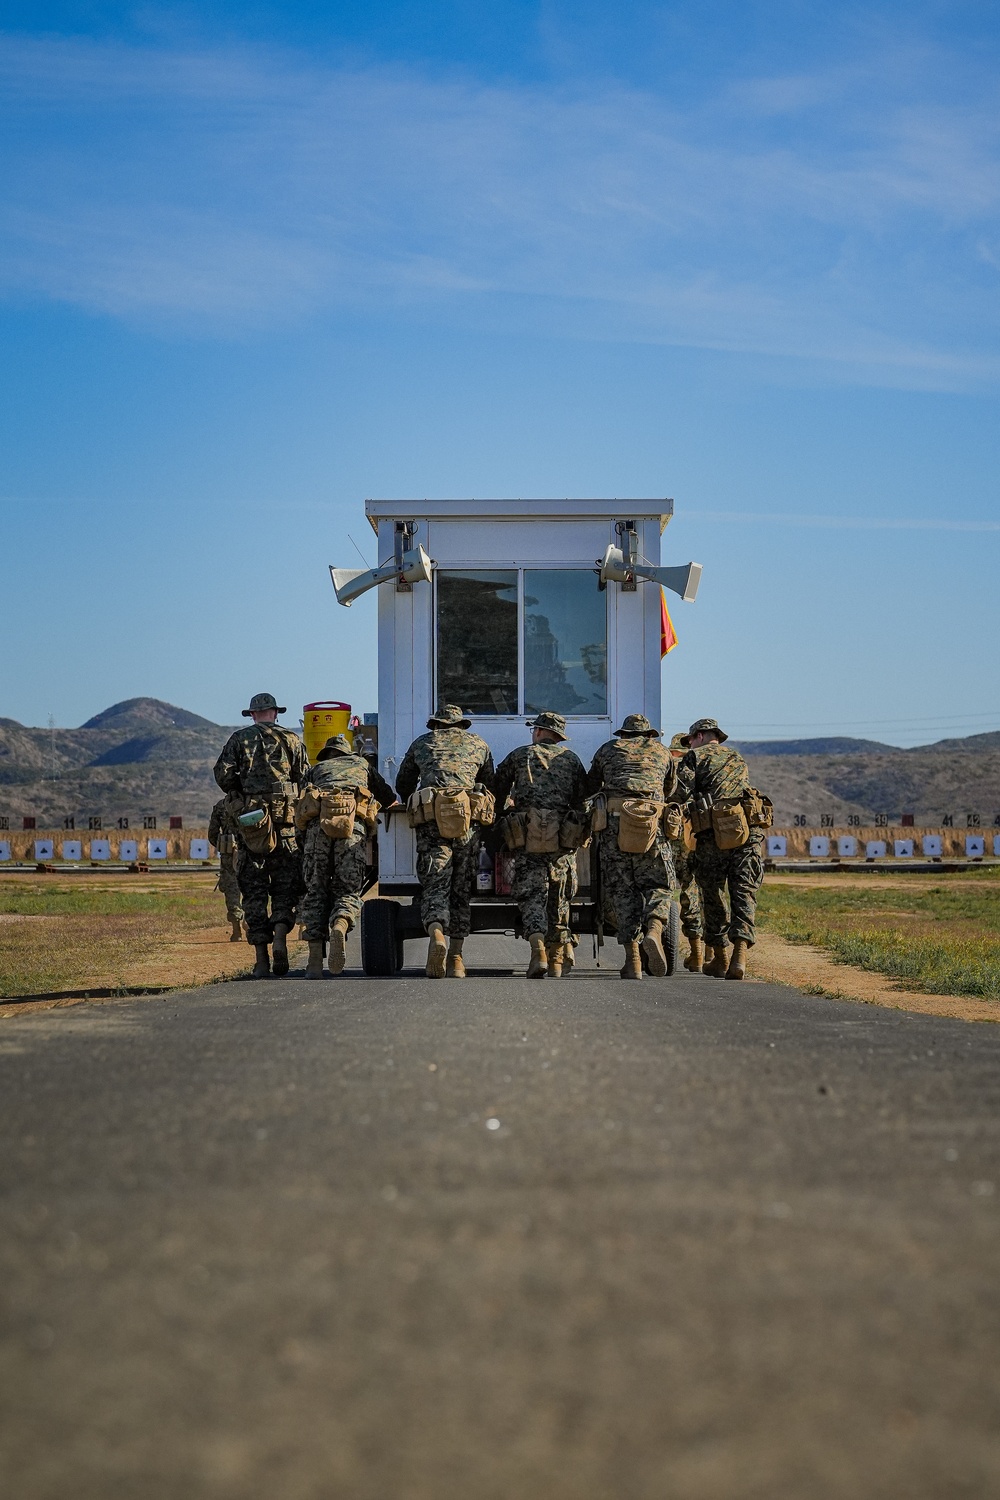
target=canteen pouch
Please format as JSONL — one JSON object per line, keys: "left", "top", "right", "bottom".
{"left": 354, "top": 785, "right": 379, "bottom": 831}
{"left": 295, "top": 786, "right": 323, "bottom": 832}
{"left": 661, "top": 803, "right": 685, "bottom": 841}
{"left": 711, "top": 799, "right": 750, "bottom": 850}
{"left": 320, "top": 791, "right": 357, "bottom": 840}
{"left": 236, "top": 798, "right": 279, "bottom": 857}
{"left": 559, "top": 807, "right": 591, "bottom": 851}
{"left": 499, "top": 810, "right": 527, "bottom": 850}
{"left": 434, "top": 789, "right": 472, "bottom": 840}
{"left": 618, "top": 799, "right": 661, "bottom": 855}
{"left": 468, "top": 784, "right": 496, "bottom": 827}
{"left": 406, "top": 787, "right": 437, "bottom": 828}
{"left": 525, "top": 807, "right": 562, "bottom": 855}
{"left": 589, "top": 794, "right": 608, "bottom": 833}
{"left": 743, "top": 788, "right": 773, "bottom": 829}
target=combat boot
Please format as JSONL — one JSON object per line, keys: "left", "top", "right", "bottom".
{"left": 561, "top": 941, "right": 576, "bottom": 972}
{"left": 704, "top": 943, "right": 730, "bottom": 978}
{"left": 642, "top": 918, "right": 667, "bottom": 977}
{"left": 620, "top": 941, "right": 643, "bottom": 979}
{"left": 229, "top": 915, "right": 243, "bottom": 943}
{"left": 726, "top": 939, "right": 749, "bottom": 981}
{"left": 252, "top": 943, "right": 271, "bottom": 979}
{"left": 446, "top": 938, "right": 466, "bottom": 979}
{"left": 328, "top": 917, "right": 349, "bottom": 975}
{"left": 305, "top": 940, "right": 325, "bottom": 979}
{"left": 425, "top": 922, "right": 447, "bottom": 979}
{"left": 526, "top": 932, "right": 547, "bottom": 978}
{"left": 271, "top": 921, "right": 291, "bottom": 977}
{"left": 683, "top": 936, "right": 705, "bottom": 972}
{"left": 546, "top": 942, "right": 563, "bottom": 978}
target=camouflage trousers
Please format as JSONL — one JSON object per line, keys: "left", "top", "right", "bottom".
{"left": 216, "top": 849, "right": 243, "bottom": 922}
{"left": 237, "top": 843, "right": 304, "bottom": 946}
{"left": 298, "top": 822, "right": 368, "bottom": 941}
{"left": 669, "top": 839, "right": 702, "bottom": 939}
{"left": 415, "top": 824, "right": 478, "bottom": 939}
{"left": 512, "top": 850, "right": 578, "bottom": 944}
{"left": 598, "top": 822, "right": 676, "bottom": 945}
{"left": 693, "top": 831, "right": 765, "bottom": 947}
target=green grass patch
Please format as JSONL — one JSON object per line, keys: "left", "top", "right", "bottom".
{"left": 0, "top": 876, "right": 223, "bottom": 998}
{"left": 758, "top": 880, "right": 1000, "bottom": 1000}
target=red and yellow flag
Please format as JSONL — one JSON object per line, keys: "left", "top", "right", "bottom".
{"left": 660, "top": 588, "right": 678, "bottom": 657}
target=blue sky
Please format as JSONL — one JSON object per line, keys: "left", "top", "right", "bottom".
{"left": 2, "top": 1, "right": 998, "bottom": 745}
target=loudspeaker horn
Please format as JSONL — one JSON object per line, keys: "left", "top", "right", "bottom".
{"left": 598, "top": 547, "right": 702, "bottom": 602}
{"left": 329, "top": 544, "right": 433, "bottom": 607}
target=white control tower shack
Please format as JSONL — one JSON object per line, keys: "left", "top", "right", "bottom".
{"left": 330, "top": 498, "right": 701, "bottom": 897}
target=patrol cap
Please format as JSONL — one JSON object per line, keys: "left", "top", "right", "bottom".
{"left": 615, "top": 713, "right": 660, "bottom": 737}
{"left": 680, "top": 717, "right": 728, "bottom": 747}
{"left": 427, "top": 704, "right": 473, "bottom": 729}
{"left": 317, "top": 733, "right": 354, "bottom": 758}
{"left": 527, "top": 711, "right": 568, "bottom": 741}
{"left": 242, "top": 692, "right": 286, "bottom": 717}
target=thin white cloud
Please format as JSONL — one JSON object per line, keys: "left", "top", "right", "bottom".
{"left": 689, "top": 511, "right": 1000, "bottom": 532}
{"left": 0, "top": 32, "right": 998, "bottom": 385}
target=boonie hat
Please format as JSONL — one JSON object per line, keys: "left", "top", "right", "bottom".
{"left": 615, "top": 713, "right": 660, "bottom": 737}
{"left": 669, "top": 732, "right": 688, "bottom": 751}
{"left": 242, "top": 691, "right": 286, "bottom": 717}
{"left": 318, "top": 733, "right": 354, "bottom": 758}
{"left": 527, "top": 711, "right": 568, "bottom": 741}
{"left": 680, "top": 717, "right": 728, "bottom": 747}
{"left": 427, "top": 704, "right": 473, "bottom": 729}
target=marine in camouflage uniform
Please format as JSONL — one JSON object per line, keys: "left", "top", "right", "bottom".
{"left": 493, "top": 712, "right": 588, "bottom": 979}
{"left": 208, "top": 798, "right": 244, "bottom": 940}
{"left": 667, "top": 732, "right": 704, "bottom": 971}
{"left": 395, "top": 705, "right": 494, "bottom": 979}
{"left": 675, "top": 716, "right": 764, "bottom": 981}
{"left": 213, "top": 692, "right": 310, "bottom": 978}
{"left": 586, "top": 714, "right": 677, "bottom": 979}
{"left": 298, "top": 734, "right": 396, "bottom": 978}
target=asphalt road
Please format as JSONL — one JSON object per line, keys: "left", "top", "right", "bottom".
{"left": 2, "top": 933, "right": 999, "bottom": 1500}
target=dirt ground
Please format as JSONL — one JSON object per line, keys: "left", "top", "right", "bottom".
{"left": 749, "top": 872, "right": 1000, "bottom": 1023}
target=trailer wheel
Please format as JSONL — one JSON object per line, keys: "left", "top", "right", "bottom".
{"left": 664, "top": 899, "right": 681, "bottom": 977}
{"left": 361, "top": 899, "right": 402, "bottom": 976}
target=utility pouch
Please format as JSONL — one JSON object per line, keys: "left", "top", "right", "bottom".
{"left": 617, "top": 799, "right": 661, "bottom": 855}
{"left": 468, "top": 784, "right": 496, "bottom": 827}
{"left": 406, "top": 787, "right": 438, "bottom": 828}
{"left": 354, "top": 786, "right": 379, "bottom": 831}
{"left": 689, "top": 802, "right": 713, "bottom": 834}
{"left": 661, "top": 803, "right": 685, "bottom": 841}
{"left": 559, "top": 806, "right": 591, "bottom": 851}
{"left": 236, "top": 798, "right": 279, "bottom": 857}
{"left": 525, "top": 806, "right": 562, "bottom": 855}
{"left": 590, "top": 794, "right": 608, "bottom": 833}
{"left": 499, "top": 810, "right": 527, "bottom": 850}
{"left": 320, "top": 791, "right": 357, "bottom": 840}
{"left": 711, "top": 799, "right": 750, "bottom": 850}
{"left": 743, "top": 788, "right": 773, "bottom": 829}
{"left": 295, "top": 786, "right": 323, "bottom": 832}
{"left": 434, "top": 789, "right": 472, "bottom": 840}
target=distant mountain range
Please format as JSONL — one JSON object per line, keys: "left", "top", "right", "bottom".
{"left": 0, "top": 699, "right": 239, "bottom": 826}
{"left": 0, "top": 699, "right": 998, "bottom": 826}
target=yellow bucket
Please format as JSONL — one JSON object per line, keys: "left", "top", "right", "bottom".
{"left": 303, "top": 701, "right": 352, "bottom": 764}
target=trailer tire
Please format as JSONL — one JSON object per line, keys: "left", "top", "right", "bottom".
{"left": 361, "top": 899, "right": 402, "bottom": 976}
{"left": 664, "top": 899, "right": 680, "bottom": 977}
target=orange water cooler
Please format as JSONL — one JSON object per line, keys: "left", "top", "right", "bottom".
{"left": 303, "top": 701, "right": 352, "bottom": 764}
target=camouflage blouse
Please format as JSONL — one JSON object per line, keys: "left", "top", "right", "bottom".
{"left": 675, "top": 742, "right": 751, "bottom": 803}
{"left": 585, "top": 737, "right": 677, "bottom": 800}
{"left": 395, "top": 728, "right": 495, "bottom": 800}
{"left": 494, "top": 743, "right": 588, "bottom": 813}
